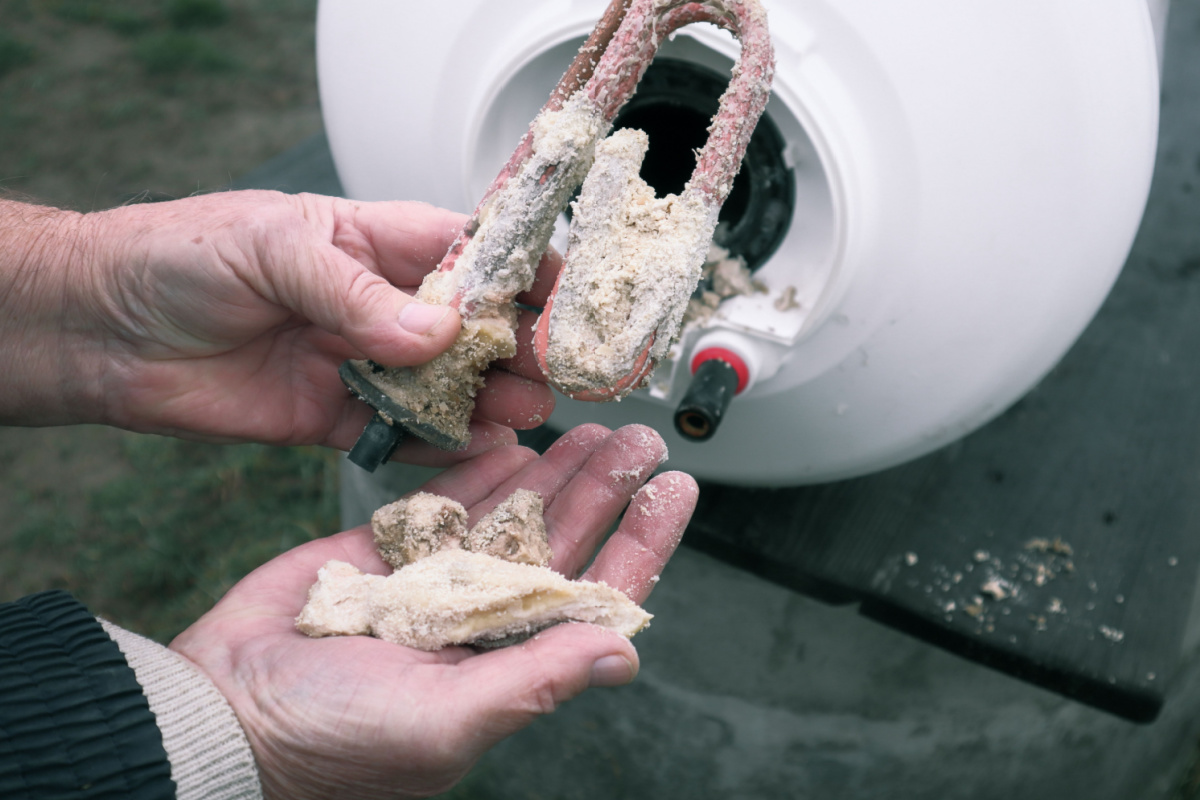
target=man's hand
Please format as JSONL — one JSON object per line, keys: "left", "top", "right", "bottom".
{"left": 170, "top": 424, "right": 697, "bottom": 800}
{"left": 0, "top": 192, "right": 559, "bottom": 464}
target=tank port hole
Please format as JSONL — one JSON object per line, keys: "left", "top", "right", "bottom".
{"left": 607, "top": 58, "right": 795, "bottom": 271}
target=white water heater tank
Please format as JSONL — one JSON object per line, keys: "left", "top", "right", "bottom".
{"left": 317, "top": 0, "right": 1165, "bottom": 486}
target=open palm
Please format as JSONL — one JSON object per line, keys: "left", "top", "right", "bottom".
{"left": 170, "top": 424, "right": 697, "bottom": 799}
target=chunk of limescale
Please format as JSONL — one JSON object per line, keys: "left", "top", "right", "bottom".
{"left": 543, "top": 127, "right": 717, "bottom": 399}
{"left": 295, "top": 561, "right": 384, "bottom": 638}
{"left": 466, "top": 489, "right": 553, "bottom": 566}
{"left": 371, "top": 490, "right": 552, "bottom": 569}
{"left": 370, "top": 549, "right": 650, "bottom": 650}
{"left": 297, "top": 489, "right": 650, "bottom": 651}
{"left": 372, "top": 492, "right": 470, "bottom": 569}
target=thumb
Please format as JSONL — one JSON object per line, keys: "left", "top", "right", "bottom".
{"left": 297, "top": 243, "right": 462, "bottom": 366}
{"left": 448, "top": 624, "right": 639, "bottom": 750}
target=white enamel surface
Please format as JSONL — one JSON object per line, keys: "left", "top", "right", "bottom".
{"left": 318, "top": 0, "right": 1160, "bottom": 486}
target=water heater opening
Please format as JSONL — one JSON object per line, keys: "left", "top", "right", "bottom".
{"left": 470, "top": 30, "right": 839, "bottom": 333}
{"left": 610, "top": 59, "right": 794, "bottom": 271}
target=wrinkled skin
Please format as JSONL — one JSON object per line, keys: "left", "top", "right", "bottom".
{"left": 0, "top": 191, "right": 559, "bottom": 464}
{"left": 172, "top": 424, "right": 697, "bottom": 800}
{"left": 1, "top": 191, "right": 700, "bottom": 798}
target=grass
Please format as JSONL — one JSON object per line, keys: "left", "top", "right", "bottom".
{"left": 50, "top": 1, "right": 149, "bottom": 31}
{"left": 50, "top": 0, "right": 229, "bottom": 34}
{"left": 0, "top": 33, "right": 35, "bottom": 78}
{"left": 57, "top": 0, "right": 235, "bottom": 77}
{"left": 0, "top": 0, "right": 327, "bottom": 644}
{"left": 133, "top": 31, "right": 235, "bottom": 75}
{"left": 166, "top": 0, "right": 231, "bottom": 29}
{"left": 0, "top": 0, "right": 321, "bottom": 211}
{"left": 9, "top": 434, "right": 340, "bottom": 643}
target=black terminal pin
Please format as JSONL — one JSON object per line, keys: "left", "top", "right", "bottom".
{"left": 340, "top": 361, "right": 406, "bottom": 472}
{"left": 673, "top": 349, "right": 748, "bottom": 442}
{"left": 347, "top": 414, "right": 405, "bottom": 472}
{"left": 339, "top": 359, "right": 472, "bottom": 473}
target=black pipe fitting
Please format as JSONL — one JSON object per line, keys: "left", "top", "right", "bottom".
{"left": 674, "top": 358, "right": 740, "bottom": 442}
{"left": 347, "top": 414, "right": 405, "bottom": 472}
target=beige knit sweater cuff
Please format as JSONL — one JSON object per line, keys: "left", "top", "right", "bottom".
{"left": 99, "top": 619, "right": 264, "bottom": 800}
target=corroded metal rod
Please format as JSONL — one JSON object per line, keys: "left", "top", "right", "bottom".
{"left": 341, "top": 0, "right": 774, "bottom": 462}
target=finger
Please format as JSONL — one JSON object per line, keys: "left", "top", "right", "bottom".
{"left": 444, "top": 624, "right": 638, "bottom": 750}
{"left": 418, "top": 443, "right": 541, "bottom": 508}
{"left": 338, "top": 198, "right": 558, "bottom": 306}
{"left": 472, "top": 368, "right": 555, "bottom": 429}
{"left": 583, "top": 470, "right": 698, "bottom": 603}
{"left": 335, "top": 250, "right": 463, "bottom": 367}
{"left": 462, "top": 423, "right": 613, "bottom": 527}
{"left": 494, "top": 308, "right": 549, "bottom": 382}
{"left": 515, "top": 245, "right": 564, "bottom": 309}
{"left": 328, "top": 198, "right": 468, "bottom": 285}
{"left": 543, "top": 425, "right": 670, "bottom": 578}
{"left": 389, "top": 420, "right": 518, "bottom": 467}
{"left": 240, "top": 195, "right": 462, "bottom": 367}
{"left": 264, "top": 232, "right": 462, "bottom": 367}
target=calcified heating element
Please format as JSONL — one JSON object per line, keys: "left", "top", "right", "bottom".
{"left": 340, "top": 0, "right": 775, "bottom": 469}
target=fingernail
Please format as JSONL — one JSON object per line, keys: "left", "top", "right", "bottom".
{"left": 589, "top": 655, "right": 636, "bottom": 688}
{"left": 399, "top": 302, "right": 452, "bottom": 335}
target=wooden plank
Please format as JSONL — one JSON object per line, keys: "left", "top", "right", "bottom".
{"left": 682, "top": 211, "right": 1200, "bottom": 722}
